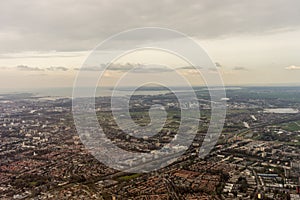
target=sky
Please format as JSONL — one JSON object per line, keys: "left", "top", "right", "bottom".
{"left": 1, "top": 0, "right": 300, "bottom": 91}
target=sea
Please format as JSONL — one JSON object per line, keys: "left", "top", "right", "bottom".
{"left": 0, "top": 86, "right": 240, "bottom": 98}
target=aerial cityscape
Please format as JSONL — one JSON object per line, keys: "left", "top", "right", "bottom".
{"left": 1, "top": 87, "right": 300, "bottom": 199}
{"left": 1, "top": 0, "right": 300, "bottom": 199}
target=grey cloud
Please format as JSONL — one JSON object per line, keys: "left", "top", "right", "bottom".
{"left": 73, "top": 64, "right": 136, "bottom": 72}
{"left": 0, "top": 0, "right": 300, "bottom": 52}
{"left": 16, "top": 65, "right": 44, "bottom": 71}
{"left": 46, "top": 66, "right": 69, "bottom": 71}
{"left": 108, "top": 63, "right": 173, "bottom": 73}
{"left": 107, "top": 63, "right": 137, "bottom": 71}
{"left": 130, "top": 65, "right": 173, "bottom": 73}
{"left": 215, "top": 62, "right": 222, "bottom": 68}
{"left": 177, "top": 66, "right": 206, "bottom": 70}
{"left": 15, "top": 65, "right": 69, "bottom": 71}
{"left": 74, "top": 63, "right": 174, "bottom": 73}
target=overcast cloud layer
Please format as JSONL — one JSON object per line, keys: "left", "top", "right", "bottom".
{"left": 1, "top": 0, "right": 300, "bottom": 53}
{"left": 1, "top": 1, "right": 300, "bottom": 89}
